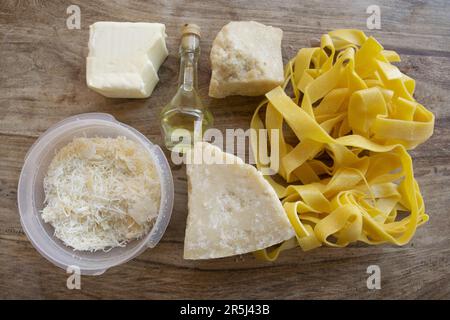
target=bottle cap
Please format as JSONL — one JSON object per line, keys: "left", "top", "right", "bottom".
{"left": 182, "top": 24, "right": 201, "bottom": 38}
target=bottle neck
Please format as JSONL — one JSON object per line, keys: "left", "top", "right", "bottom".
{"left": 178, "top": 34, "right": 200, "bottom": 91}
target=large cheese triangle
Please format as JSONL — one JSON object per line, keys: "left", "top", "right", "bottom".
{"left": 184, "top": 142, "right": 295, "bottom": 259}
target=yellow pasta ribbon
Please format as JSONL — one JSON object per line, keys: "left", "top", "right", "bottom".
{"left": 252, "top": 29, "right": 434, "bottom": 261}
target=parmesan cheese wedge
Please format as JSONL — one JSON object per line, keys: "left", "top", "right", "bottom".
{"left": 184, "top": 142, "right": 295, "bottom": 259}
{"left": 209, "top": 21, "right": 284, "bottom": 98}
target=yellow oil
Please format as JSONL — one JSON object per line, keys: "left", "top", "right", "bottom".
{"left": 161, "top": 107, "right": 213, "bottom": 152}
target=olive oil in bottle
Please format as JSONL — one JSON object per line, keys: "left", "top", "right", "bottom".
{"left": 160, "top": 24, "right": 213, "bottom": 152}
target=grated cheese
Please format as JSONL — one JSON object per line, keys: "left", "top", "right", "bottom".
{"left": 41, "top": 136, "right": 161, "bottom": 251}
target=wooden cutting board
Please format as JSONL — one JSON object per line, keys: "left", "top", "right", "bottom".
{"left": 1, "top": 0, "right": 449, "bottom": 299}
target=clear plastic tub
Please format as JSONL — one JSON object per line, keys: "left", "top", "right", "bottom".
{"left": 17, "top": 113, "right": 174, "bottom": 275}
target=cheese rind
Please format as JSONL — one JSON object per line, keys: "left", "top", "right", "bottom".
{"left": 86, "top": 22, "right": 168, "bottom": 98}
{"left": 184, "top": 142, "right": 295, "bottom": 259}
{"left": 209, "top": 21, "right": 284, "bottom": 98}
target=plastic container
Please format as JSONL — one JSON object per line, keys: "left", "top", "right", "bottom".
{"left": 17, "top": 113, "right": 174, "bottom": 275}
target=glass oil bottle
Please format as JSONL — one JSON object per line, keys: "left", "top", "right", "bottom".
{"left": 160, "top": 24, "right": 213, "bottom": 152}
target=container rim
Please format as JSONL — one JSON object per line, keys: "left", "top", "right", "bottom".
{"left": 17, "top": 113, "right": 174, "bottom": 275}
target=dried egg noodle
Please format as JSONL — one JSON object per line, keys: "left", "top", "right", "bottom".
{"left": 250, "top": 29, "right": 434, "bottom": 261}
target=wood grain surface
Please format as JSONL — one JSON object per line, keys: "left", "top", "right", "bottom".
{"left": 1, "top": 0, "right": 449, "bottom": 299}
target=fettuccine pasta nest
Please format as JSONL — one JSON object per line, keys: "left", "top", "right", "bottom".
{"left": 251, "top": 29, "right": 434, "bottom": 260}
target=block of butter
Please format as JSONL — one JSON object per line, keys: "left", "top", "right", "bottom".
{"left": 209, "top": 21, "right": 284, "bottom": 98}
{"left": 184, "top": 142, "right": 295, "bottom": 259}
{"left": 86, "top": 22, "right": 168, "bottom": 98}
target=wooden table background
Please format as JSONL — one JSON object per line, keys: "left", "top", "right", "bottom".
{"left": 1, "top": 0, "right": 449, "bottom": 299}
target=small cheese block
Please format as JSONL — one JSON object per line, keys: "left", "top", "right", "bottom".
{"left": 209, "top": 21, "right": 284, "bottom": 98}
{"left": 184, "top": 142, "right": 295, "bottom": 259}
{"left": 86, "top": 22, "right": 168, "bottom": 98}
